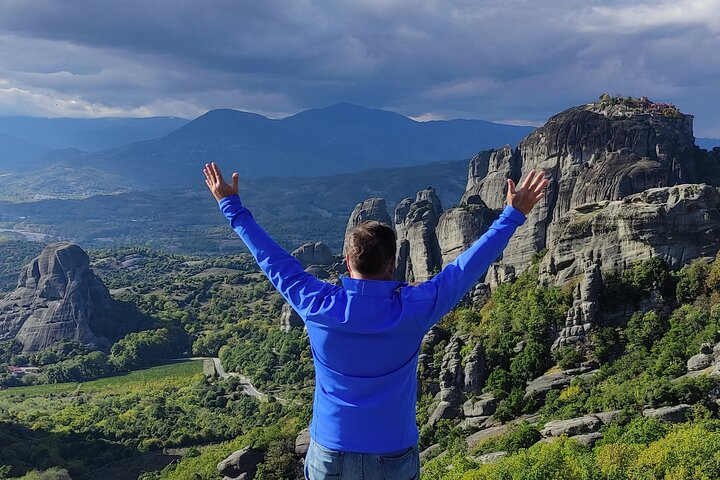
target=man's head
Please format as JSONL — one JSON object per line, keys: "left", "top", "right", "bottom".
{"left": 345, "top": 220, "right": 396, "bottom": 280}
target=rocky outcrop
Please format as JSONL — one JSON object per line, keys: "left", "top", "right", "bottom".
{"left": 524, "top": 372, "right": 573, "bottom": 399}
{"left": 524, "top": 363, "right": 599, "bottom": 399}
{"left": 463, "top": 343, "right": 486, "bottom": 395}
{"left": 539, "top": 184, "right": 720, "bottom": 285}
{"left": 418, "top": 327, "right": 445, "bottom": 398}
{"left": 541, "top": 415, "right": 602, "bottom": 437}
{"left": 460, "top": 393, "right": 497, "bottom": 429}
{"left": 428, "top": 335, "right": 464, "bottom": 425}
{"left": 0, "top": 243, "right": 129, "bottom": 353}
{"left": 642, "top": 404, "right": 692, "bottom": 423}
{"left": 452, "top": 103, "right": 711, "bottom": 286}
{"left": 463, "top": 145, "right": 518, "bottom": 212}
{"left": 505, "top": 106, "right": 697, "bottom": 274}
{"left": 395, "top": 188, "right": 444, "bottom": 282}
{"left": 295, "top": 429, "right": 310, "bottom": 457}
{"left": 280, "top": 304, "right": 303, "bottom": 332}
{"left": 427, "top": 335, "right": 490, "bottom": 426}
{"left": 217, "top": 446, "right": 265, "bottom": 480}
{"left": 291, "top": 242, "right": 333, "bottom": 268}
{"left": 343, "top": 197, "right": 392, "bottom": 256}
{"left": 436, "top": 203, "right": 495, "bottom": 267}
{"left": 551, "top": 259, "right": 602, "bottom": 352}
{"left": 571, "top": 432, "right": 604, "bottom": 447}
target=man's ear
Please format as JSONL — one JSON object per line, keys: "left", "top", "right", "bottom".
{"left": 345, "top": 255, "right": 353, "bottom": 275}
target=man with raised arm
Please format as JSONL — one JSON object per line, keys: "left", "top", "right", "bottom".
{"left": 204, "top": 162, "right": 548, "bottom": 480}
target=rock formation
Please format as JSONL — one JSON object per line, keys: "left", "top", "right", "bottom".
{"left": 217, "top": 446, "right": 265, "bottom": 480}
{"left": 291, "top": 241, "right": 333, "bottom": 268}
{"left": 463, "top": 145, "right": 517, "bottom": 212}
{"left": 436, "top": 202, "right": 495, "bottom": 267}
{"left": 343, "top": 197, "right": 392, "bottom": 256}
{"left": 551, "top": 259, "right": 602, "bottom": 352}
{"left": 0, "top": 242, "right": 134, "bottom": 353}
{"left": 280, "top": 304, "right": 304, "bottom": 333}
{"left": 394, "top": 188, "right": 444, "bottom": 282}
{"left": 539, "top": 184, "right": 720, "bottom": 285}
{"left": 457, "top": 102, "right": 709, "bottom": 284}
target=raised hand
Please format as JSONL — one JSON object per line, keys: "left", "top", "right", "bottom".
{"left": 203, "top": 162, "right": 239, "bottom": 202}
{"left": 506, "top": 170, "right": 549, "bottom": 215}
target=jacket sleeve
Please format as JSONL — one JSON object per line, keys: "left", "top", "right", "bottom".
{"left": 218, "top": 194, "right": 341, "bottom": 321}
{"left": 413, "top": 205, "right": 526, "bottom": 330}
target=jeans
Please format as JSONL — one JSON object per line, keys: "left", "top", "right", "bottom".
{"left": 304, "top": 439, "right": 420, "bottom": 480}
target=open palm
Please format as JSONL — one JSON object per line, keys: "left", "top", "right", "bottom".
{"left": 203, "top": 162, "right": 238, "bottom": 201}
{"left": 506, "top": 170, "right": 549, "bottom": 215}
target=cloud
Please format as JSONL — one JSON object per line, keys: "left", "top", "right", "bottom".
{"left": 0, "top": 0, "right": 717, "bottom": 136}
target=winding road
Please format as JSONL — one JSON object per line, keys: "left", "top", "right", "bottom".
{"left": 173, "top": 357, "right": 269, "bottom": 401}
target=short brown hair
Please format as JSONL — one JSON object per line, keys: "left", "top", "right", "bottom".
{"left": 346, "top": 221, "right": 396, "bottom": 276}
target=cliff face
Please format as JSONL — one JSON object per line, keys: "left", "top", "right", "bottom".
{"left": 466, "top": 106, "right": 699, "bottom": 275}
{"left": 540, "top": 184, "right": 720, "bottom": 285}
{"left": 394, "top": 188, "right": 444, "bottom": 282}
{"left": 346, "top": 100, "right": 718, "bottom": 289}
{"left": 0, "top": 243, "right": 133, "bottom": 353}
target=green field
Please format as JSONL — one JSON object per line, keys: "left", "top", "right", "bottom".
{"left": 0, "top": 360, "right": 203, "bottom": 399}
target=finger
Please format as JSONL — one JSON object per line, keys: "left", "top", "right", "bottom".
{"left": 203, "top": 166, "right": 212, "bottom": 182}
{"left": 529, "top": 171, "right": 546, "bottom": 191}
{"left": 232, "top": 172, "right": 239, "bottom": 192}
{"left": 204, "top": 163, "right": 216, "bottom": 183}
{"left": 211, "top": 162, "right": 225, "bottom": 183}
{"left": 520, "top": 170, "right": 536, "bottom": 190}
{"left": 507, "top": 178, "right": 516, "bottom": 195}
{"left": 533, "top": 178, "right": 550, "bottom": 195}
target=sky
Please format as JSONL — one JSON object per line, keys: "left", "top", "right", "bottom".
{"left": 0, "top": 0, "right": 719, "bottom": 137}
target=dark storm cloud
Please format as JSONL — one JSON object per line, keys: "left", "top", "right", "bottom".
{"left": 0, "top": 0, "right": 718, "bottom": 136}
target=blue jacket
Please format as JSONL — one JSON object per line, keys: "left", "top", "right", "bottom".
{"left": 219, "top": 195, "right": 525, "bottom": 453}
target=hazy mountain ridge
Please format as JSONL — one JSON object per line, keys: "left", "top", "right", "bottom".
{"left": 2, "top": 104, "right": 533, "bottom": 189}
{"left": 0, "top": 116, "right": 189, "bottom": 154}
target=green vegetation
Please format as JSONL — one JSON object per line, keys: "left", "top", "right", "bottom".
{"left": 422, "top": 419, "right": 720, "bottom": 480}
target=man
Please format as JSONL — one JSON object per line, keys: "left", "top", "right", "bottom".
{"left": 204, "top": 162, "right": 547, "bottom": 480}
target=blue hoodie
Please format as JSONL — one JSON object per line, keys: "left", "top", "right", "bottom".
{"left": 218, "top": 194, "right": 525, "bottom": 453}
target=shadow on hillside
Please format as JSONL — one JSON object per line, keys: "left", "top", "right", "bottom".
{"left": 0, "top": 421, "right": 147, "bottom": 478}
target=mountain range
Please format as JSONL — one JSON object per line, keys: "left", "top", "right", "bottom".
{"left": 0, "top": 104, "right": 534, "bottom": 193}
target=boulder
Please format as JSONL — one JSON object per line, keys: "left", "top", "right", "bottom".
{"left": 291, "top": 242, "right": 333, "bottom": 268}
{"left": 594, "top": 410, "right": 622, "bottom": 425}
{"left": 295, "top": 429, "right": 310, "bottom": 456}
{"left": 541, "top": 415, "right": 602, "bottom": 437}
{"left": 571, "top": 432, "right": 603, "bottom": 447}
{"left": 419, "top": 443, "right": 444, "bottom": 462}
{"left": 642, "top": 404, "right": 692, "bottom": 423}
{"left": 463, "top": 394, "right": 498, "bottom": 418}
{"left": 687, "top": 353, "right": 715, "bottom": 372}
{"left": 428, "top": 401, "right": 458, "bottom": 426}
{"left": 465, "top": 425, "right": 510, "bottom": 450}
{"left": 524, "top": 372, "right": 572, "bottom": 399}
{"left": 217, "top": 446, "right": 265, "bottom": 479}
